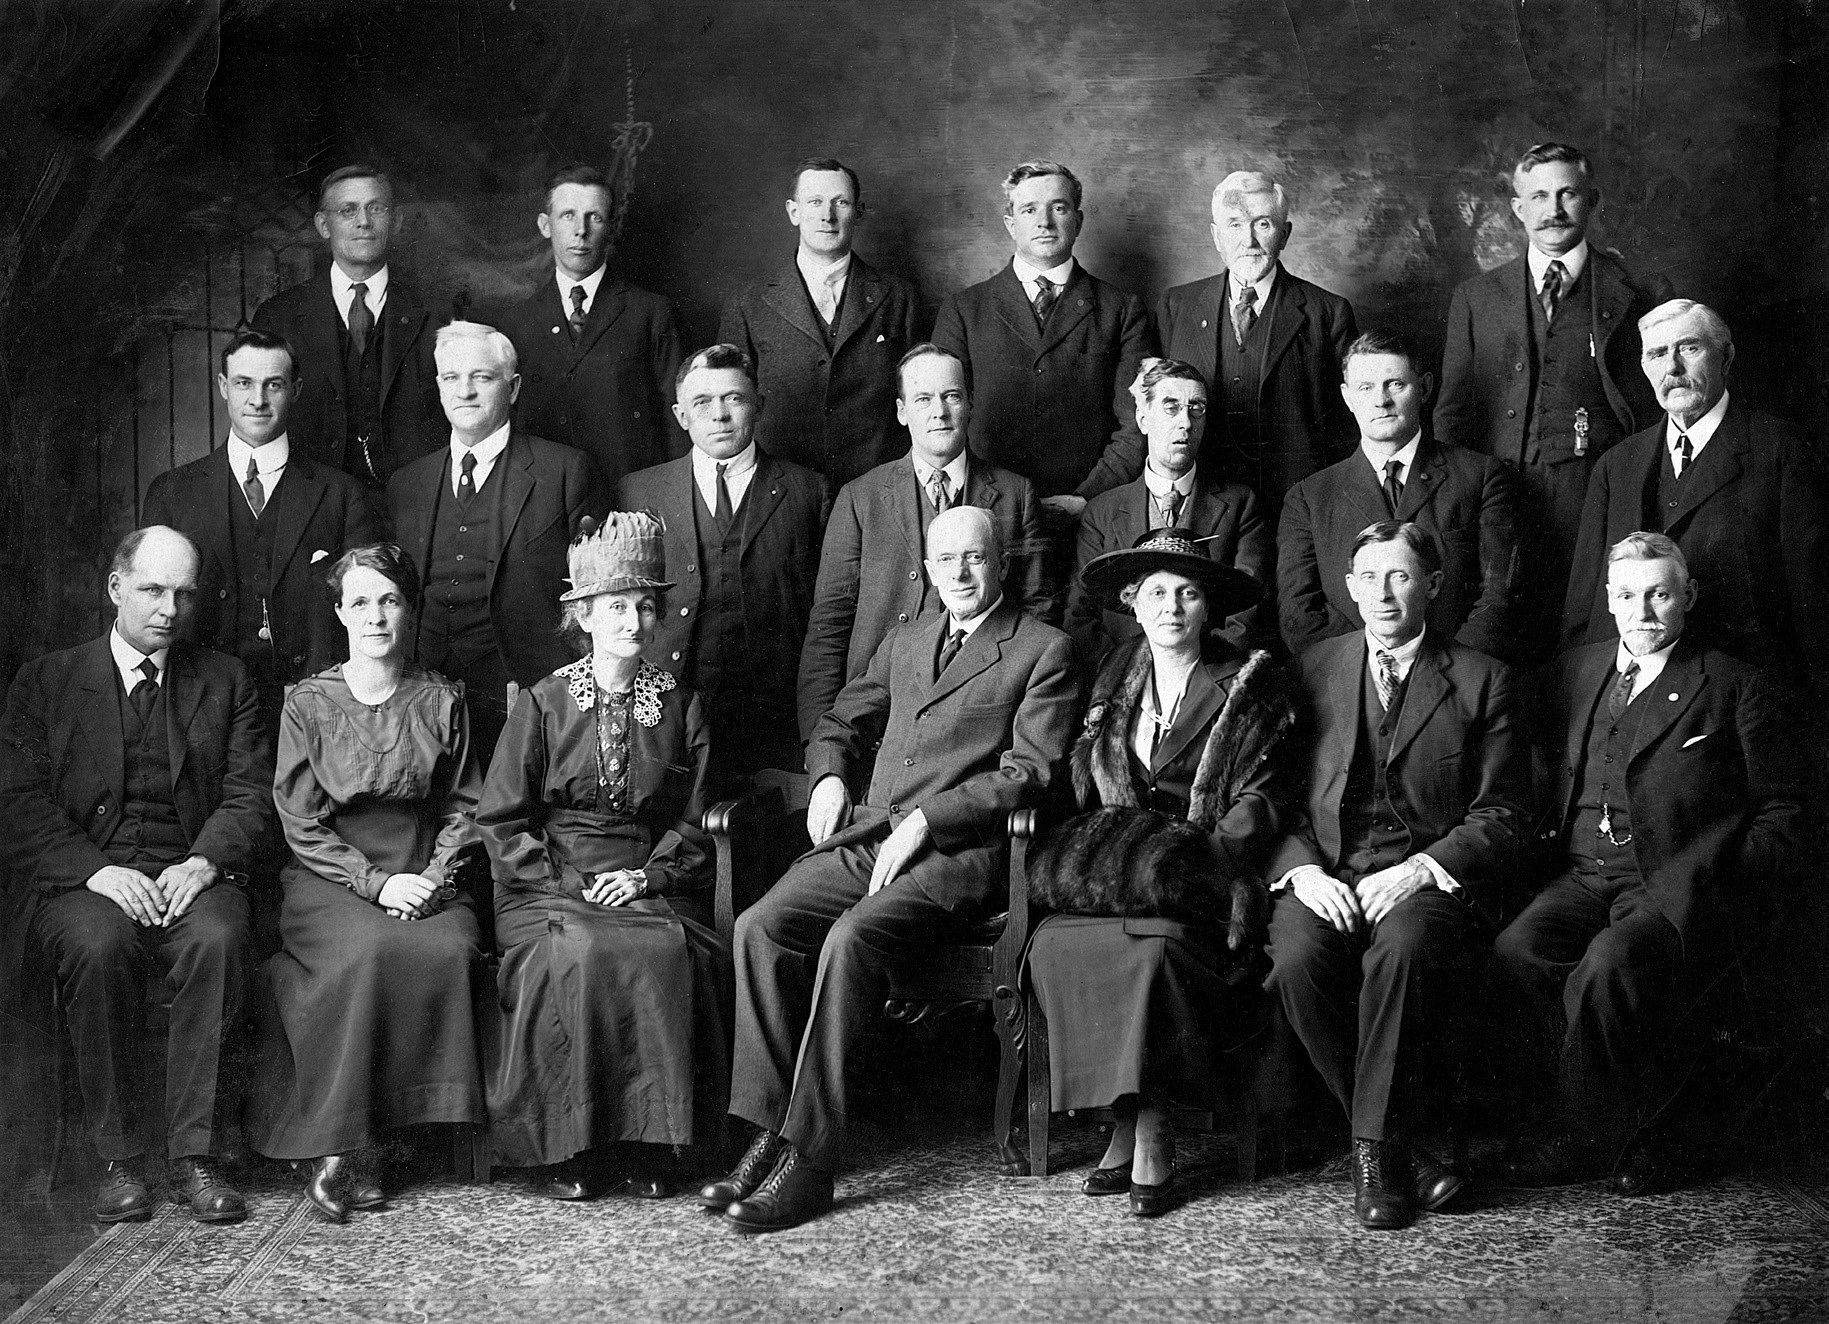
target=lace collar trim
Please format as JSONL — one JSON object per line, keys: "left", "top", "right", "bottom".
{"left": 557, "top": 658, "right": 676, "bottom": 728}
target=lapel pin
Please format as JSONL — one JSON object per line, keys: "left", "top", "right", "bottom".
{"left": 551, "top": 326, "right": 561, "bottom": 334}
{"left": 1200, "top": 318, "right": 1209, "bottom": 328}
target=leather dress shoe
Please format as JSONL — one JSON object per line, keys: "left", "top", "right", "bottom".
{"left": 1409, "top": 1145, "right": 1466, "bottom": 1212}
{"left": 535, "top": 1159, "right": 597, "bottom": 1201}
{"left": 623, "top": 1171, "right": 677, "bottom": 1200}
{"left": 1611, "top": 1142, "right": 1667, "bottom": 1198}
{"left": 171, "top": 1155, "right": 246, "bottom": 1224}
{"left": 1128, "top": 1170, "right": 1177, "bottom": 1217}
{"left": 1500, "top": 1134, "right": 1603, "bottom": 1189}
{"left": 345, "top": 1159, "right": 385, "bottom": 1210}
{"left": 305, "top": 1155, "right": 350, "bottom": 1223}
{"left": 94, "top": 1158, "right": 153, "bottom": 1223}
{"left": 1351, "top": 1138, "right": 1415, "bottom": 1231}
{"left": 1081, "top": 1163, "right": 1131, "bottom": 1197}
{"left": 724, "top": 1147, "right": 834, "bottom": 1234}
{"left": 699, "top": 1130, "right": 784, "bottom": 1210}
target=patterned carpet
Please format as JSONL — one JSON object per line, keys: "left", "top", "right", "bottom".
{"left": 8, "top": 1121, "right": 1829, "bottom": 1324}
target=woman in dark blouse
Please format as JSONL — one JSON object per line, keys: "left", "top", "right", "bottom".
{"left": 478, "top": 511, "right": 729, "bottom": 1200}
{"left": 253, "top": 543, "right": 489, "bottom": 1222}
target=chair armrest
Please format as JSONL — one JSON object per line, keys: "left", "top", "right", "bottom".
{"left": 993, "top": 807, "right": 1042, "bottom": 990}
{"left": 702, "top": 785, "right": 786, "bottom": 943}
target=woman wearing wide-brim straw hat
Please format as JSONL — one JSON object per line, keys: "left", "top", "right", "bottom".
{"left": 478, "top": 510, "right": 731, "bottom": 1202}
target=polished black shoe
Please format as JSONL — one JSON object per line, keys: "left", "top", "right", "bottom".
{"left": 305, "top": 1154, "right": 350, "bottom": 1223}
{"left": 94, "top": 1158, "right": 152, "bottom": 1223}
{"left": 1081, "top": 1163, "right": 1131, "bottom": 1197}
{"left": 535, "top": 1158, "right": 597, "bottom": 1201}
{"left": 724, "top": 1147, "right": 834, "bottom": 1234}
{"left": 1611, "top": 1142, "right": 1667, "bottom": 1198}
{"left": 1351, "top": 1138, "right": 1414, "bottom": 1230}
{"left": 1128, "top": 1170, "right": 1177, "bottom": 1217}
{"left": 345, "top": 1156, "right": 385, "bottom": 1210}
{"left": 623, "top": 1170, "right": 678, "bottom": 1200}
{"left": 171, "top": 1155, "right": 246, "bottom": 1224}
{"left": 1500, "top": 1134, "right": 1603, "bottom": 1189}
{"left": 1409, "top": 1144, "right": 1466, "bottom": 1212}
{"left": 698, "top": 1129, "right": 784, "bottom": 1210}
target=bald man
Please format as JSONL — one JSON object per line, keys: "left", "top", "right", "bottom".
{"left": 704, "top": 505, "right": 1079, "bottom": 1233}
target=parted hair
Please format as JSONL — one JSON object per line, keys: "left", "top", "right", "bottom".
{"left": 1129, "top": 356, "right": 1206, "bottom": 409}
{"left": 895, "top": 341, "right": 972, "bottom": 398}
{"left": 1514, "top": 141, "right": 1593, "bottom": 183}
{"left": 674, "top": 343, "right": 759, "bottom": 394}
{"left": 219, "top": 328, "right": 298, "bottom": 378}
{"left": 434, "top": 320, "right": 519, "bottom": 375}
{"left": 1341, "top": 328, "right": 1426, "bottom": 376}
{"left": 1351, "top": 520, "right": 1443, "bottom": 577}
{"left": 790, "top": 156, "right": 862, "bottom": 208}
{"left": 543, "top": 163, "right": 612, "bottom": 209}
{"left": 1002, "top": 159, "right": 1082, "bottom": 212}
{"left": 325, "top": 542, "right": 422, "bottom": 606}
{"left": 316, "top": 163, "right": 392, "bottom": 212}
{"left": 1607, "top": 530, "right": 1690, "bottom": 578}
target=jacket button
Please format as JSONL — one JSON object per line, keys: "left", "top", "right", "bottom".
{"left": 559, "top": 415, "right": 569, "bottom": 426}
{"left": 1034, "top": 365, "right": 1046, "bottom": 375}
{"left": 633, "top": 411, "right": 641, "bottom": 419}
{"left": 671, "top": 651, "right": 682, "bottom": 661}
{"left": 687, "top": 564, "right": 697, "bottom": 574}
{"left": 1514, "top": 362, "right": 1524, "bottom": 372}
{"left": 96, "top": 805, "right": 108, "bottom": 815}
{"left": 898, "top": 613, "right": 908, "bottom": 622}
{"left": 680, "top": 607, "right": 690, "bottom": 616}
{"left": 890, "top": 804, "right": 901, "bottom": 814}
{"left": 818, "top": 359, "right": 828, "bottom": 367}
{"left": 908, "top": 571, "right": 918, "bottom": 580}
{"left": 1506, "top": 410, "right": 1516, "bottom": 418}
{"left": 904, "top": 757, "right": 914, "bottom": 766}
{"left": 219, "top": 589, "right": 228, "bottom": 599}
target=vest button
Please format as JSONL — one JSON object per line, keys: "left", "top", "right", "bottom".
{"left": 218, "top": 589, "right": 228, "bottom": 599}
{"left": 898, "top": 613, "right": 908, "bottom": 622}
{"left": 890, "top": 804, "right": 901, "bottom": 814}
{"left": 904, "top": 758, "right": 914, "bottom": 766}
{"left": 456, "top": 554, "right": 464, "bottom": 561}
{"left": 680, "top": 607, "right": 689, "bottom": 616}
{"left": 687, "top": 564, "right": 697, "bottom": 574}
{"left": 559, "top": 415, "right": 569, "bottom": 426}
{"left": 1035, "top": 365, "right": 1045, "bottom": 375}
{"left": 459, "top": 525, "right": 467, "bottom": 532}
{"left": 1514, "top": 362, "right": 1524, "bottom": 372}
{"left": 633, "top": 411, "right": 641, "bottom": 419}
{"left": 908, "top": 571, "right": 918, "bottom": 580}
{"left": 1506, "top": 409, "right": 1517, "bottom": 418}
{"left": 96, "top": 805, "right": 107, "bottom": 815}
{"left": 671, "top": 651, "right": 682, "bottom": 661}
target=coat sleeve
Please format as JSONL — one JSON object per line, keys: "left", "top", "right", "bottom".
{"left": 640, "top": 691, "right": 714, "bottom": 896}
{"left": 1453, "top": 457, "right": 1524, "bottom": 662}
{"left": 797, "top": 486, "right": 865, "bottom": 744}
{"left": 1063, "top": 501, "right": 1111, "bottom": 663}
{"left": 186, "top": 660, "right": 276, "bottom": 876}
{"left": 272, "top": 693, "right": 390, "bottom": 900}
{"left": 1322, "top": 295, "right": 1360, "bottom": 451}
{"left": 804, "top": 624, "right": 897, "bottom": 790}
{"left": 565, "top": 448, "right": 614, "bottom": 532}
{"left": 1227, "top": 486, "right": 1278, "bottom": 652}
{"left": 1276, "top": 483, "right": 1333, "bottom": 656}
{"left": 1560, "top": 456, "right": 1616, "bottom": 651}
{"left": 423, "top": 692, "right": 483, "bottom": 888}
{"left": 1732, "top": 669, "right": 1806, "bottom": 885}
{"left": 139, "top": 471, "right": 177, "bottom": 529}
{"left": 1411, "top": 661, "right": 1532, "bottom": 890}
{"left": 0, "top": 662, "right": 114, "bottom": 891}
{"left": 1432, "top": 282, "right": 1479, "bottom": 449}
{"left": 1777, "top": 436, "right": 1829, "bottom": 700}
{"left": 1012, "top": 478, "right": 1060, "bottom": 625}
{"left": 476, "top": 687, "right": 567, "bottom": 896}
{"left": 716, "top": 296, "right": 752, "bottom": 360}
{"left": 929, "top": 294, "right": 968, "bottom": 363}
{"left": 651, "top": 299, "right": 688, "bottom": 461}
{"left": 1073, "top": 292, "right": 1156, "bottom": 499}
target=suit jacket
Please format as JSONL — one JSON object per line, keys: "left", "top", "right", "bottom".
{"left": 804, "top": 598, "right": 1080, "bottom": 912}
{"left": 1434, "top": 248, "right": 1669, "bottom": 465}
{"left": 251, "top": 269, "right": 443, "bottom": 479}
{"left": 1064, "top": 471, "right": 1275, "bottom": 664}
{"left": 931, "top": 262, "right": 1155, "bottom": 498}
{"left": 497, "top": 274, "right": 686, "bottom": 489}
{"left": 1267, "top": 632, "right": 1530, "bottom": 926}
{"left": 616, "top": 451, "right": 831, "bottom": 709}
{"left": 140, "top": 447, "right": 382, "bottom": 689}
{"left": 1277, "top": 435, "right": 1523, "bottom": 662}
{"left": 718, "top": 254, "right": 922, "bottom": 485}
{"left": 796, "top": 454, "right": 1056, "bottom": 742}
{"left": 1537, "top": 638, "right": 1804, "bottom": 949}
{"left": 1561, "top": 400, "right": 1829, "bottom": 683}
{"left": 387, "top": 430, "right": 611, "bottom": 687}
{"left": 1156, "top": 267, "right": 1358, "bottom": 502}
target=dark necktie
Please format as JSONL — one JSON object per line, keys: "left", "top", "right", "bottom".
{"left": 1232, "top": 284, "right": 1258, "bottom": 347}
{"left": 347, "top": 282, "right": 373, "bottom": 359}
{"left": 130, "top": 659, "right": 159, "bottom": 725}
{"left": 1383, "top": 459, "right": 1405, "bottom": 517}
{"left": 457, "top": 451, "right": 477, "bottom": 505}
{"left": 1539, "top": 260, "right": 1565, "bottom": 322}
{"left": 714, "top": 462, "right": 734, "bottom": 533}
{"left": 243, "top": 456, "right": 266, "bottom": 518}
{"left": 1607, "top": 661, "right": 1640, "bottom": 721}
{"left": 1673, "top": 433, "right": 1692, "bottom": 479}
{"left": 1031, "top": 275, "right": 1058, "bottom": 330}
{"left": 1374, "top": 650, "right": 1400, "bottom": 714}
{"left": 1156, "top": 488, "right": 1183, "bottom": 530}
{"left": 935, "top": 626, "right": 965, "bottom": 682}
{"left": 927, "top": 469, "right": 951, "bottom": 520}
{"left": 569, "top": 285, "right": 588, "bottom": 341}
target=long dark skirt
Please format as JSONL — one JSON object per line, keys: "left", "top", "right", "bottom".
{"left": 486, "top": 892, "right": 731, "bottom": 1167}
{"left": 251, "top": 869, "right": 490, "bottom": 1159}
{"left": 1027, "top": 914, "right": 1253, "bottom": 1112}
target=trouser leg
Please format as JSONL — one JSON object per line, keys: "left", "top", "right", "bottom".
{"left": 159, "top": 884, "right": 252, "bottom": 1159}
{"left": 1492, "top": 874, "right": 1611, "bottom": 1120}
{"left": 1265, "top": 890, "right": 1365, "bottom": 1129}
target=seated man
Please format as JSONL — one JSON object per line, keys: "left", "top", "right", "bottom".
{"left": 0, "top": 527, "right": 274, "bottom": 1224}
{"left": 704, "top": 506, "right": 1079, "bottom": 1232}
{"left": 1266, "top": 521, "right": 1529, "bottom": 1230}
{"left": 1497, "top": 533, "right": 1804, "bottom": 1194}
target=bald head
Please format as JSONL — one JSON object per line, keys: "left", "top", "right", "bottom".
{"left": 925, "top": 505, "right": 1003, "bottom": 624}
{"left": 109, "top": 526, "right": 201, "bottom": 656}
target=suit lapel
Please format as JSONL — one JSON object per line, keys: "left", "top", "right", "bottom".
{"left": 575, "top": 278, "right": 629, "bottom": 365}
{"left": 738, "top": 453, "right": 789, "bottom": 557}
{"left": 1387, "top": 637, "right": 1450, "bottom": 767}
{"left": 1629, "top": 642, "right": 1705, "bottom": 765}
{"left": 492, "top": 435, "right": 537, "bottom": 592}
{"left": 989, "top": 263, "right": 1045, "bottom": 351}
{"left": 406, "top": 451, "right": 448, "bottom": 600}
{"left": 924, "top": 601, "right": 1012, "bottom": 708}
{"left": 961, "top": 457, "right": 1005, "bottom": 516}
{"left": 379, "top": 281, "right": 427, "bottom": 401}
{"left": 266, "top": 455, "right": 326, "bottom": 585}
{"left": 1394, "top": 438, "right": 1446, "bottom": 522}
{"left": 307, "top": 271, "right": 349, "bottom": 402}
{"left": 1037, "top": 267, "right": 1095, "bottom": 356}
{"left": 163, "top": 646, "right": 204, "bottom": 786}
{"left": 1559, "top": 646, "right": 1616, "bottom": 818}
{"left": 77, "top": 638, "right": 126, "bottom": 814}
{"left": 831, "top": 256, "right": 882, "bottom": 352}
{"left": 1319, "top": 636, "right": 1365, "bottom": 816}
{"left": 880, "top": 456, "right": 925, "bottom": 567}
{"left": 1186, "top": 478, "right": 1230, "bottom": 535}
{"left": 1150, "top": 659, "right": 1231, "bottom": 772}
{"left": 1666, "top": 404, "right": 1746, "bottom": 532}
{"left": 1339, "top": 451, "right": 1391, "bottom": 529}
{"left": 1256, "top": 271, "right": 1304, "bottom": 386}
{"left": 762, "top": 263, "right": 831, "bottom": 351}
{"left": 201, "top": 451, "right": 239, "bottom": 590}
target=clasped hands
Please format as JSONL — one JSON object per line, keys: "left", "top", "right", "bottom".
{"left": 806, "top": 774, "right": 929, "bottom": 896}
{"left": 1289, "top": 857, "right": 1434, "bottom": 933}
{"left": 85, "top": 855, "right": 219, "bottom": 927}
{"left": 584, "top": 869, "right": 648, "bottom": 907}
{"left": 377, "top": 873, "right": 454, "bottom": 921}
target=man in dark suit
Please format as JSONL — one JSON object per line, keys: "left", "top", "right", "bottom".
{"left": 1155, "top": 170, "right": 1357, "bottom": 510}
{"left": 931, "top": 159, "right": 1155, "bottom": 511}
{"left": 701, "top": 506, "right": 1078, "bottom": 1233}
{"left": 1065, "top": 355, "right": 1275, "bottom": 664}
{"left": 796, "top": 343, "right": 1053, "bottom": 744}
{"left": 1562, "top": 300, "right": 1829, "bottom": 710}
{"left": 387, "top": 321, "right": 611, "bottom": 761}
{"left": 496, "top": 163, "right": 685, "bottom": 491}
{"left": 0, "top": 527, "right": 273, "bottom": 1225}
{"left": 718, "top": 157, "right": 922, "bottom": 486}
{"left": 140, "top": 330, "right": 381, "bottom": 728}
{"left": 1279, "top": 330, "right": 1523, "bottom": 662}
{"left": 1498, "top": 533, "right": 1803, "bottom": 1194}
{"left": 252, "top": 164, "right": 443, "bottom": 490}
{"left": 1435, "top": 142, "right": 1671, "bottom": 658}
{"left": 1266, "top": 521, "right": 1530, "bottom": 1229}
{"left": 617, "top": 343, "right": 830, "bottom": 792}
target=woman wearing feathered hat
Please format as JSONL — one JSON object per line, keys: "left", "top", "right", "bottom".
{"left": 1025, "top": 525, "right": 1299, "bottom": 1215}
{"left": 479, "top": 511, "right": 730, "bottom": 1201}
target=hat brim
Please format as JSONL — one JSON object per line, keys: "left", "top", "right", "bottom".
{"left": 1079, "top": 546, "right": 1264, "bottom": 620}
{"left": 559, "top": 574, "right": 676, "bottom": 603}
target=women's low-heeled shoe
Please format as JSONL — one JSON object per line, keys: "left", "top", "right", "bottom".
{"left": 1128, "top": 1170, "right": 1177, "bottom": 1217}
{"left": 1081, "top": 1163, "right": 1132, "bottom": 1196}
{"left": 305, "top": 1155, "right": 350, "bottom": 1224}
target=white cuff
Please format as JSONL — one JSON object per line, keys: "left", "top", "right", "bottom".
{"left": 1414, "top": 853, "right": 1461, "bottom": 894}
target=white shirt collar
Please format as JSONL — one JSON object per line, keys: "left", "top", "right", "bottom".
{"left": 1666, "top": 390, "right": 1731, "bottom": 457}
{"left": 1143, "top": 464, "right": 1198, "bottom": 499}
{"left": 691, "top": 441, "right": 758, "bottom": 487}
{"left": 556, "top": 263, "right": 608, "bottom": 316}
{"left": 1614, "top": 635, "right": 1679, "bottom": 700}
{"left": 1526, "top": 238, "right": 1589, "bottom": 291}
{"left": 795, "top": 249, "right": 852, "bottom": 288}
{"left": 449, "top": 421, "right": 512, "bottom": 494}
{"left": 1228, "top": 263, "right": 1278, "bottom": 311}
{"left": 329, "top": 262, "right": 389, "bottom": 325}
{"left": 1012, "top": 254, "right": 1076, "bottom": 293}
{"left": 952, "top": 593, "right": 1004, "bottom": 639}
{"left": 1365, "top": 625, "right": 1427, "bottom": 681}
{"left": 110, "top": 624, "right": 168, "bottom": 693}
{"left": 225, "top": 432, "right": 290, "bottom": 483}
{"left": 912, "top": 450, "right": 970, "bottom": 498}
{"left": 1362, "top": 431, "right": 1423, "bottom": 480}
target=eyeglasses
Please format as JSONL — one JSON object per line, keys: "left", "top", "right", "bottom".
{"left": 1155, "top": 400, "right": 1207, "bottom": 418}
{"left": 929, "top": 552, "right": 989, "bottom": 569}
{"left": 330, "top": 202, "right": 393, "bottom": 222}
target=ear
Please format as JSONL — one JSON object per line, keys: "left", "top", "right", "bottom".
{"left": 1426, "top": 570, "right": 1444, "bottom": 601}
{"left": 508, "top": 373, "right": 522, "bottom": 406}
{"left": 1001, "top": 211, "right": 1017, "bottom": 242}
{"left": 1509, "top": 194, "right": 1526, "bottom": 227}
{"left": 1418, "top": 370, "right": 1435, "bottom": 405}
{"left": 217, "top": 373, "right": 230, "bottom": 403}
{"left": 672, "top": 400, "right": 692, "bottom": 432}
{"left": 1684, "top": 577, "right": 1699, "bottom": 611}
{"left": 313, "top": 211, "right": 332, "bottom": 242}
{"left": 1722, "top": 341, "right": 1736, "bottom": 378}
{"left": 784, "top": 198, "right": 800, "bottom": 227}
{"left": 537, "top": 213, "right": 554, "bottom": 241}
{"left": 895, "top": 395, "right": 910, "bottom": 427}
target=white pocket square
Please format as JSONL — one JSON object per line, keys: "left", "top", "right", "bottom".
{"left": 876, "top": 333, "right": 886, "bottom": 342}
{"left": 310, "top": 549, "right": 329, "bottom": 563}
{"left": 1681, "top": 733, "right": 1710, "bottom": 748}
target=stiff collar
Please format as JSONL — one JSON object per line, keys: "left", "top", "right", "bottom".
{"left": 109, "top": 624, "right": 168, "bottom": 693}
{"left": 555, "top": 262, "right": 608, "bottom": 314}
{"left": 330, "top": 262, "right": 389, "bottom": 322}
{"left": 1527, "top": 238, "right": 1589, "bottom": 290}
{"left": 225, "top": 432, "right": 290, "bottom": 483}
{"left": 1665, "top": 390, "right": 1730, "bottom": 453}
{"left": 1361, "top": 431, "right": 1423, "bottom": 479}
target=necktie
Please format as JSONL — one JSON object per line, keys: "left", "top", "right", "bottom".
{"left": 927, "top": 469, "right": 951, "bottom": 519}
{"left": 1383, "top": 459, "right": 1405, "bottom": 517}
{"left": 1673, "top": 433, "right": 1692, "bottom": 478}
{"left": 936, "top": 627, "right": 965, "bottom": 681}
{"left": 568, "top": 285, "right": 588, "bottom": 341}
{"left": 1156, "top": 489, "right": 1183, "bottom": 530}
{"left": 1031, "top": 275, "right": 1058, "bottom": 329}
{"left": 1539, "top": 260, "right": 1565, "bottom": 322}
{"left": 814, "top": 268, "right": 842, "bottom": 326}
{"left": 1607, "top": 661, "right": 1640, "bottom": 721}
{"left": 714, "top": 462, "right": 734, "bottom": 533}
{"left": 243, "top": 456, "right": 266, "bottom": 518}
{"left": 130, "top": 659, "right": 159, "bottom": 726}
{"left": 1232, "top": 284, "right": 1258, "bottom": 347}
{"left": 1374, "top": 650, "right": 1400, "bottom": 714}
{"left": 347, "top": 282, "right": 373, "bottom": 359}
{"left": 457, "top": 451, "right": 477, "bottom": 505}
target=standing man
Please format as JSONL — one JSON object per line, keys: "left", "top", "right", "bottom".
{"left": 497, "top": 164, "right": 686, "bottom": 491}
{"left": 797, "top": 343, "right": 1052, "bottom": 744}
{"left": 1156, "top": 170, "right": 1358, "bottom": 510}
{"left": 701, "top": 507, "right": 1078, "bottom": 1233}
{"left": 719, "top": 157, "right": 922, "bottom": 486}
{"left": 1499, "top": 534, "right": 1803, "bottom": 1193}
{"left": 1, "top": 527, "right": 273, "bottom": 1225}
{"left": 388, "top": 322, "right": 611, "bottom": 761}
{"left": 931, "top": 160, "right": 1155, "bottom": 510}
{"left": 1435, "top": 142, "right": 1671, "bottom": 656}
{"left": 140, "top": 330, "right": 380, "bottom": 728}
{"left": 1278, "top": 331, "right": 1522, "bottom": 662}
{"left": 253, "top": 164, "right": 442, "bottom": 490}
{"left": 618, "top": 344, "right": 831, "bottom": 791}
{"left": 1266, "top": 521, "right": 1530, "bottom": 1230}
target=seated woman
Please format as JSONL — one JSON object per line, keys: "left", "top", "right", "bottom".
{"left": 479, "top": 511, "right": 729, "bottom": 1200}
{"left": 254, "top": 543, "right": 490, "bottom": 1223}
{"left": 1026, "top": 528, "right": 1298, "bottom": 1215}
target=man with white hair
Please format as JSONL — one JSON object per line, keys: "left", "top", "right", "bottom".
{"left": 1561, "top": 299, "right": 1829, "bottom": 709}
{"left": 387, "top": 320, "right": 611, "bottom": 758}
{"left": 1156, "top": 169, "right": 1358, "bottom": 509}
